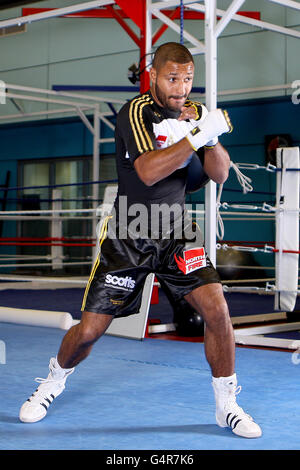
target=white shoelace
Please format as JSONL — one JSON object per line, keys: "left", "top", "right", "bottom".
{"left": 34, "top": 362, "right": 74, "bottom": 386}
{"left": 34, "top": 376, "right": 64, "bottom": 385}
{"left": 223, "top": 385, "right": 253, "bottom": 421}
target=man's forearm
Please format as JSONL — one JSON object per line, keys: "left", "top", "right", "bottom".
{"left": 203, "top": 143, "right": 230, "bottom": 184}
{"left": 134, "top": 137, "right": 193, "bottom": 186}
{"left": 134, "top": 140, "right": 230, "bottom": 187}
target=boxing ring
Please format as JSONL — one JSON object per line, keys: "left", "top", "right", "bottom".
{"left": 1, "top": 146, "right": 300, "bottom": 349}
{"left": 0, "top": 0, "right": 299, "bottom": 356}
{"left": 0, "top": 0, "right": 300, "bottom": 451}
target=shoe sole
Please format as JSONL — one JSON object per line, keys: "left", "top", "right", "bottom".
{"left": 19, "top": 410, "right": 47, "bottom": 423}
{"left": 232, "top": 428, "right": 262, "bottom": 438}
{"left": 216, "top": 415, "right": 262, "bottom": 438}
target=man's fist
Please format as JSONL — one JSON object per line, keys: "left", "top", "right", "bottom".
{"left": 185, "top": 109, "right": 233, "bottom": 151}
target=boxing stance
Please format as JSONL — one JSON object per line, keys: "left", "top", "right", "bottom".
{"left": 19, "top": 42, "right": 261, "bottom": 439}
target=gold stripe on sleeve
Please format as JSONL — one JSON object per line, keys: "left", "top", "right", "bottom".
{"left": 129, "top": 98, "right": 143, "bottom": 154}
{"left": 139, "top": 101, "right": 154, "bottom": 151}
{"left": 129, "top": 95, "right": 153, "bottom": 154}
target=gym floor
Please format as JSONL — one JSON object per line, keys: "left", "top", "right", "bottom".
{"left": 1, "top": 315, "right": 300, "bottom": 451}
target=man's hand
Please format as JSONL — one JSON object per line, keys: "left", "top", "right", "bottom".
{"left": 185, "top": 109, "right": 233, "bottom": 151}
{"left": 178, "top": 105, "right": 198, "bottom": 121}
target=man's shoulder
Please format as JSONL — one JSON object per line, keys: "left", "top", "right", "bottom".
{"left": 119, "top": 92, "right": 154, "bottom": 115}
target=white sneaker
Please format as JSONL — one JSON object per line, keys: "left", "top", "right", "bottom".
{"left": 212, "top": 374, "right": 262, "bottom": 438}
{"left": 19, "top": 357, "right": 74, "bottom": 423}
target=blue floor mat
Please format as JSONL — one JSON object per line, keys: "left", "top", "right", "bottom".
{"left": 0, "top": 323, "right": 299, "bottom": 450}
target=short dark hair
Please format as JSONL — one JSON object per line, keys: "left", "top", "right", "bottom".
{"left": 152, "top": 42, "right": 194, "bottom": 71}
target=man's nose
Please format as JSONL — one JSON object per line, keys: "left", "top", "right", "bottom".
{"left": 174, "top": 80, "right": 186, "bottom": 96}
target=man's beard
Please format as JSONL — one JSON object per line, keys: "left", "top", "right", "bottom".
{"left": 155, "top": 82, "right": 187, "bottom": 112}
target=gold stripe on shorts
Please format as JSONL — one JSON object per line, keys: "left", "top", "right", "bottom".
{"left": 81, "top": 216, "right": 111, "bottom": 312}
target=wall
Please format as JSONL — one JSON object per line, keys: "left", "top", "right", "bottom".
{"left": 0, "top": 0, "right": 299, "bottom": 277}
{"left": 0, "top": 0, "right": 299, "bottom": 114}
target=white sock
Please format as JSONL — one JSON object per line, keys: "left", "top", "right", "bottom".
{"left": 51, "top": 357, "right": 74, "bottom": 378}
{"left": 212, "top": 373, "right": 238, "bottom": 411}
{"left": 212, "top": 373, "right": 237, "bottom": 387}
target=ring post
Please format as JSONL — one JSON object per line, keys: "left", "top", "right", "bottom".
{"left": 274, "top": 147, "right": 300, "bottom": 312}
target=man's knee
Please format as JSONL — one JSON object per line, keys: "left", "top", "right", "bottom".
{"left": 78, "top": 312, "right": 114, "bottom": 346}
{"left": 185, "top": 283, "right": 231, "bottom": 329}
{"left": 204, "top": 299, "right": 230, "bottom": 331}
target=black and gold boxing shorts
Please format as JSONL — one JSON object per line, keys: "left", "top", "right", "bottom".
{"left": 81, "top": 214, "right": 220, "bottom": 318}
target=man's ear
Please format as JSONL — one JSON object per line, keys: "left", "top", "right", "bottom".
{"left": 149, "top": 67, "right": 157, "bottom": 84}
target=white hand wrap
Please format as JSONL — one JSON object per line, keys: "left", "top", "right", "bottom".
{"left": 205, "top": 136, "right": 219, "bottom": 148}
{"left": 185, "top": 109, "right": 232, "bottom": 151}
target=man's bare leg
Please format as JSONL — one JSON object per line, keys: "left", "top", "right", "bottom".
{"left": 19, "top": 311, "right": 114, "bottom": 423}
{"left": 184, "top": 282, "right": 235, "bottom": 377}
{"left": 57, "top": 311, "right": 114, "bottom": 368}
{"left": 184, "top": 282, "right": 261, "bottom": 438}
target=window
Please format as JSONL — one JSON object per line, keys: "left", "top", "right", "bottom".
{"left": 17, "top": 155, "right": 116, "bottom": 275}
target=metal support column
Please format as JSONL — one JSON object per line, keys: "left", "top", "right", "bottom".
{"left": 204, "top": 0, "right": 217, "bottom": 266}
{"left": 139, "top": 0, "right": 151, "bottom": 93}
{"left": 145, "top": 0, "right": 153, "bottom": 75}
{"left": 93, "top": 104, "right": 100, "bottom": 250}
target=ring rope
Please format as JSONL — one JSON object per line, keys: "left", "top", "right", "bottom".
{"left": 0, "top": 179, "right": 118, "bottom": 192}
{"left": 0, "top": 237, "right": 95, "bottom": 242}
{"left": 192, "top": 209, "right": 275, "bottom": 217}
{"left": 0, "top": 208, "right": 97, "bottom": 215}
{"left": 0, "top": 256, "right": 53, "bottom": 261}
{"left": 221, "top": 278, "right": 275, "bottom": 284}
{"left": 0, "top": 208, "right": 278, "bottom": 218}
{"left": 218, "top": 265, "right": 275, "bottom": 270}
{"left": 222, "top": 187, "right": 275, "bottom": 196}
{"left": 0, "top": 275, "right": 87, "bottom": 284}
{"left": 234, "top": 162, "right": 300, "bottom": 173}
{"left": 230, "top": 161, "right": 253, "bottom": 193}
{"left": 0, "top": 198, "right": 102, "bottom": 203}
{"left": 0, "top": 261, "right": 92, "bottom": 268}
{"left": 220, "top": 202, "right": 300, "bottom": 214}
{"left": 219, "top": 202, "right": 275, "bottom": 212}
{"left": 234, "top": 162, "right": 276, "bottom": 172}
{"left": 216, "top": 162, "right": 254, "bottom": 239}
{"left": 217, "top": 242, "right": 300, "bottom": 254}
{"left": 0, "top": 242, "right": 95, "bottom": 246}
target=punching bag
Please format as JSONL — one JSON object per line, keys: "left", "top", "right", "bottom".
{"left": 171, "top": 297, "right": 205, "bottom": 337}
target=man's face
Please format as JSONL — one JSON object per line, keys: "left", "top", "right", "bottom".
{"left": 150, "top": 60, "right": 194, "bottom": 112}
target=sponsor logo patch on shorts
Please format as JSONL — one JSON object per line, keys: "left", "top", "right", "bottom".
{"left": 174, "top": 247, "right": 206, "bottom": 275}
{"left": 104, "top": 274, "right": 136, "bottom": 291}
